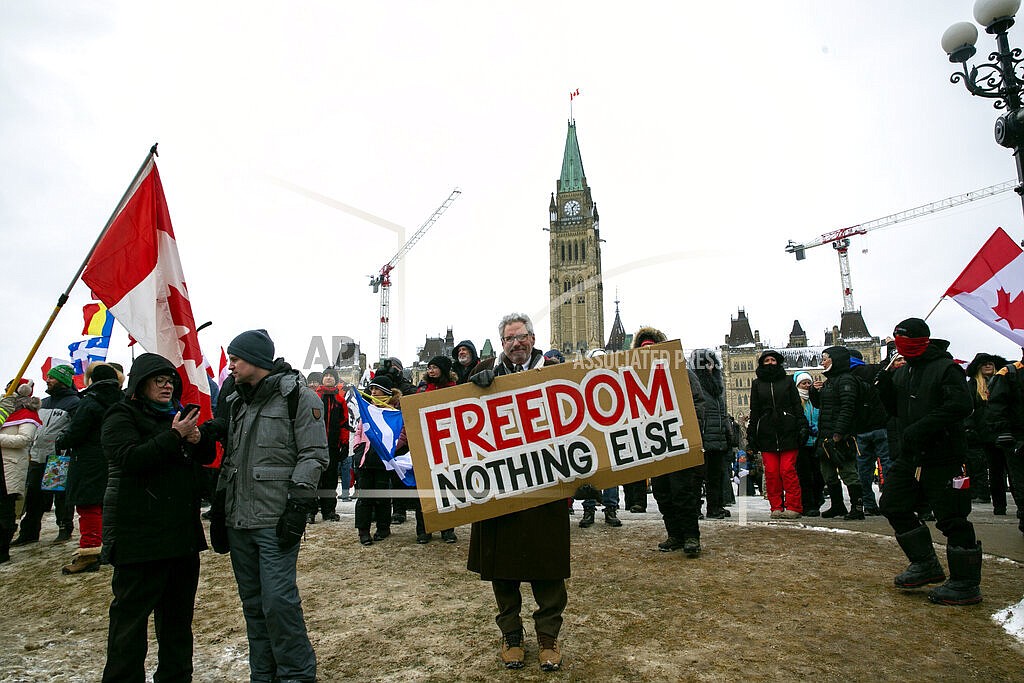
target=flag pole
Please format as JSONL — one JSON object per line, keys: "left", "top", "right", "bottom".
{"left": 923, "top": 296, "right": 945, "bottom": 322}
{"left": 4, "top": 144, "right": 160, "bottom": 397}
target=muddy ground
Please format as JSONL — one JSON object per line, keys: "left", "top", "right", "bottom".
{"left": 2, "top": 499, "right": 1024, "bottom": 682}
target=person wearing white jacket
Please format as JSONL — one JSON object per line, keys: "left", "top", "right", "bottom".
{"left": 0, "top": 379, "right": 41, "bottom": 562}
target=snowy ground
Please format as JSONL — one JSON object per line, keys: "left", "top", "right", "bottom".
{"left": 3, "top": 492, "right": 1024, "bottom": 682}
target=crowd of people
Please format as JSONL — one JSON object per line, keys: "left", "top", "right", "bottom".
{"left": 0, "top": 313, "right": 1019, "bottom": 678}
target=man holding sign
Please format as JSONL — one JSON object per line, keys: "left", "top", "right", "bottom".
{"left": 466, "top": 313, "right": 569, "bottom": 672}
{"left": 403, "top": 313, "right": 704, "bottom": 671}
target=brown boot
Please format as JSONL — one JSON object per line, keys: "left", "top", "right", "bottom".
{"left": 500, "top": 628, "right": 525, "bottom": 669}
{"left": 62, "top": 546, "right": 101, "bottom": 575}
{"left": 537, "top": 633, "right": 561, "bottom": 671}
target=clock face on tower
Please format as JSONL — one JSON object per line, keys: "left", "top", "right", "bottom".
{"left": 563, "top": 199, "right": 581, "bottom": 217}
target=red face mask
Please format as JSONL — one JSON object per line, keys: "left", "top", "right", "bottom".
{"left": 894, "top": 335, "right": 929, "bottom": 359}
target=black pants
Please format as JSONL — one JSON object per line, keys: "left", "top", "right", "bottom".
{"left": 880, "top": 458, "right": 975, "bottom": 548}
{"left": 103, "top": 554, "right": 200, "bottom": 683}
{"left": 19, "top": 460, "right": 71, "bottom": 539}
{"left": 354, "top": 468, "right": 391, "bottom": 531}
{"left": 992, "top": 444, "right": 1024, "bottom": 515}
{"left": 965, "top": 444, "right": 992, "bottom": 499}
{"left": 704, "top": 449, "right": 728, "bottom": 512}
{"left": 652, "top": 465, "right": 704, "bottom": 540}
{"left": 492, "top": 578, "right": 567, "bottom": 638}
{"left": 317, "top": 446, "right": 342, "bottom": 517}
{"left": 796, "top": 444, "right": 825, "bottom": 511}
{"left": 623, "top": 480, "right": 647, "bottom": 511}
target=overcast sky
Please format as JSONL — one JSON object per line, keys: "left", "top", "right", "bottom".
{"left": 3, "top": 1, "right": 1024, "bottom": 381}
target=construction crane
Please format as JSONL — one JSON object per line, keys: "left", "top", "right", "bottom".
{"left": 370, "top": 188, "right": 461, "bottom": 359}
{"left": 785, "top": 180, "right": 1017, "bottom": 313}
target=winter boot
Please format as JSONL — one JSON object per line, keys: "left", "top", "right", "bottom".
{"left": 537, "top": 633, "right": 562, "bottom": 671}
{"left": 415, "top": 510, "right": 431, "bottom": 543}
{"left": 604, "top": 509, "right": 622, "bottom": 527}
{"left": 11, "top": 532, "right": 38, "bottom": 547}
{"left": 894, "top": 525, "right": 946, "bottom": 589}
{"left": 440, "top": 529, "right": 458, "bottom": 543}
{"left": 62, "top": 546, "right": 102, "bottom": 575}
{"left": 928, "top": 542, "right": 983, "bottom": 605}
{"left": 658, "top": 537, "right": 684, "bottom": 552}
{"left": 579, "top": 508, "right": 595, "bottom": 528}
{"left": 821, "top": 484, "right": 848, "bottom": 518}
{"left": 844, "top": 485, "right": 866, "bottom": 520}
{"left": 500, "top": 628, "right": 525, "bottom": 670}
{"left": 682, "top": 537, "right": 702, "bottom": 557}
{"left": 52, "top": 525, "right": 73, "bottom": 544}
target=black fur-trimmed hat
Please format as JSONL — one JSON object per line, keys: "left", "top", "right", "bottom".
{"left": 427, "top": 356, "right": 452, "bottom": 375}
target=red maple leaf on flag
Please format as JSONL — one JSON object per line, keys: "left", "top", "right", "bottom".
{"left": 991, "top": 288, "right": 1024, "bottom": 330}
{"left": 166, "top": 283, "right": 204, "bottom": 367}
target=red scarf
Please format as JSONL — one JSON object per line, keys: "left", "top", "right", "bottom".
{"left": 4, "top": 407, "right": 41, "bottom": 428}
{"left": 894, "top": 335, "right": 930, "bottom": 359}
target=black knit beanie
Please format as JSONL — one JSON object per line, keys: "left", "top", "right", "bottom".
{"left": 228, "top": 329, "right": 276, "bottom": 370}
{"left": 894, "top": 318, "right": 930, "bottom": 339}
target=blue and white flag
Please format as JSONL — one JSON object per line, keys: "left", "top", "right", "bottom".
{"left": 353, "top": 390, "right": 415, "bottom": 486}
{"left": 68, "top": 336, "right": 111, "bottom": 377}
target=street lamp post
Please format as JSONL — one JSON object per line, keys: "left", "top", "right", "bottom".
{"left": 943, "top": 0, "right": 1024, "bottom": 215}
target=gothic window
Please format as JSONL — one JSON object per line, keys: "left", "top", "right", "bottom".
{"left": 581, "top": 241, "right": 586, "bottom": 260}
{"left": 560, "top": 243, "right": 565, "bottom": 262}
{"left": 574, "top": 242, "right": 579, "bottom": 261}
{"left": 577, "top": 293, "right": 585, "bottom": 304}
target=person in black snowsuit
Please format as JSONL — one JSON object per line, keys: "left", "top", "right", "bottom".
{"left": 876, "top": 318, "right": 980, "bottom": 606}
{"left": 809, "top": 346, "right": 866, "bottom": 520}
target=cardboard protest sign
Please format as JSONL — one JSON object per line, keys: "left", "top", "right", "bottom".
{"left": 400, "top": 340, "right": 703, "bottom": 532}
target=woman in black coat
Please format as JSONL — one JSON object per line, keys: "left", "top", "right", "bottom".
{"left": 99, "top": 352, "right": 215, "bottom": 682}
{"left": 56, "top": 362, "right": 124, "bottom": 574}
{"left": 747, "top": 350, "right": 807, "bottom": 519}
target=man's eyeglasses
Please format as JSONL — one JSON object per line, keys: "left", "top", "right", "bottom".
{"left": 151, "top": 376, "right": 175, "bottom": 387}
{"left": 502, "top": 333, "right": 532, "bottom": 344}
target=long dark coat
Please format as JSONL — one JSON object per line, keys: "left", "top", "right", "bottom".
{"left": 57, "top": 380, "right": 123, "bottom": 507}
{"left": 467, "top": 348, "right": 570, "bottom": 581}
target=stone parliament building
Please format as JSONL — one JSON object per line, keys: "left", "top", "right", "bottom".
{"left": 720, "top": 308, "right": 882, "bottom": 419}
{"left": 413, "top": 118, "right": 882, "bottom": 416}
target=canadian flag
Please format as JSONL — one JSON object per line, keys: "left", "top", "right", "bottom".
{"left": 40, "top": 356, "right": 73, "bottom": 382}
{"left": 945, "top": 227, "right": 1024, "bottom": 346}
{"left": 81, "top": 157, "right": 212, "bottom": 421}
{"left": 218, "top": 346, "right": 230, "bottom": 387}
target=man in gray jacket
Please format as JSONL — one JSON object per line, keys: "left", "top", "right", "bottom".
{"left": 217, "top": 329, "right": 328, "bottom": 683}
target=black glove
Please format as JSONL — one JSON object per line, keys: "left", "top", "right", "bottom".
{"left": 572, "top": 484, "right": 602, "bottom": 502}
{"left": 277, "top": 484, "right": 317, "bottom": 550}
{"left": 901, "top": 423, "right": 926, "bottom": 453}
{"left": 798, "top": 427, "right": 809, "bottom": 444}
{"left": 276, "top": 499, "right": 309, "bottom": 551}
{"left": 208, "top": 489, "right": 229, "bottom": 554}
{"left": 470, "top": 369, "right": 496, "bottom": 388}
{"left": 996, "top": 432, "right": 1016, "bottom": 446}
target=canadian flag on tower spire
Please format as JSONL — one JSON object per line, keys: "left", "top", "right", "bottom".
{"left": 946, "top": 227, "right": 1024, "bottom": 347}
{"left": 82, "top": 155, "right": 212, "bottom": 421}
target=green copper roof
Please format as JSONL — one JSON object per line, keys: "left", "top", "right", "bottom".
{"left": 559, "top": 121, "right": 586, "bottom": 192}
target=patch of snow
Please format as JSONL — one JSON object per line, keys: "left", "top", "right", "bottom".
{"left": 992, "top": 598, "right": 1024, "bottom": 645}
